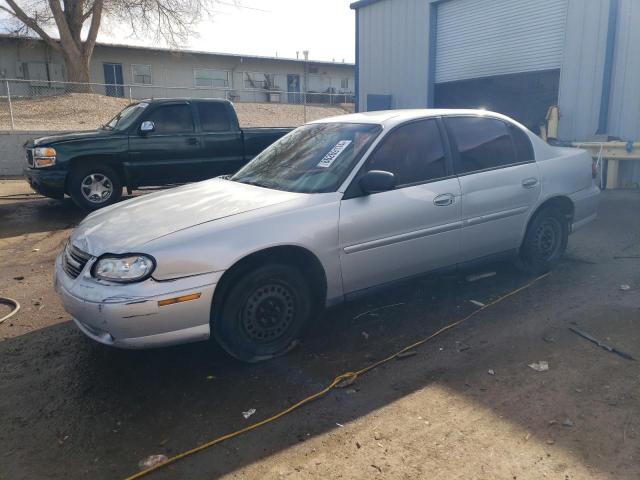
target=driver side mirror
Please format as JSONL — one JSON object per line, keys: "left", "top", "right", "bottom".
{"left": 359, "top": 170, "right": 396, "bottom": 194}
{"left": 140, "top": 121, "right": 155, "bottom": 134}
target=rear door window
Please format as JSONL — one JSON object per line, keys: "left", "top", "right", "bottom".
{"left": 145, "top": 104, "right": 194, "bottom": 134}
{"left": 197, "top": 102, "right": 231, "bottom": 132}
{"left": 445, "top": 116, "right": 517, "bottom": 175}
{"left": 365, "top": 119, "right": 448, "bottom": 186}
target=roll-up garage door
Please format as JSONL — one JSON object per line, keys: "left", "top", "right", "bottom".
{"left": 435, "top": 0, "right": 568, "bottom": 84}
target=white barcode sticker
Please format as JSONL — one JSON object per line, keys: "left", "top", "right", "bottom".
{"left": 317, "top": 140, "right": 352, "bottom": 168}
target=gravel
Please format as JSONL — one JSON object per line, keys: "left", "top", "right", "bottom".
{"left": 0, "top": 93, "right": 352, "bottom": 131}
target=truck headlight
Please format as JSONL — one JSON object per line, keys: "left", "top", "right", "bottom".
{"left": 33, "top": 147, "right": 56, "bottom": 168}
{"left": 92, "top": 254, "right": 156, "bottom": 283}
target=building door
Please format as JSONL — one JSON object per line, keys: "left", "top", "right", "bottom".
{"left": 103, "top": 63, "right": 124, "bottom": 97}
{"left": 287, "top": 74, "right": 301, "bottom": 104}
{"left": 434, "top": 0, "right": 567, "bottom": 131}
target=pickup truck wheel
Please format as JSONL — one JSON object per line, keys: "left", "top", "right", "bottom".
{"left": 518, "top": 206, "right": 568, "bottom": 274}
{"left": 212, "top": 264, "right": 312, "bottom": 363}
{"left": 69, "top": 164, "right": 122, "bottom": 211}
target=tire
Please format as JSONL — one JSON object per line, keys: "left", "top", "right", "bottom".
{"left": 211, "top": 263, "right": 313, "bottom": 363}
{"left": 518, "top": 206, "right": 569, "bottom": 274}
{"left": 68, "top": 163, "right": 122, "bottom": 211}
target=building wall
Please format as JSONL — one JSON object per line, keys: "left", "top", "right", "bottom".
{"left": 608, "top": 0, "right": 640, "bottom": 140}
{"left": 356, "top": 0, "right": 431, "bottom": 110}
{"left": 557, "top": 0, "right": 610, "bottom": 140}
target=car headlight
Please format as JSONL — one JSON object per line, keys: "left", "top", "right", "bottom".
{"left": 33, "top": 147, "right": 56, "bottom": 168}
{"left": 92, "top": 254, "right": 156, "bottom": 283}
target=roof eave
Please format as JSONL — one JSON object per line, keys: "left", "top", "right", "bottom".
{"left": 350, "top": 0, "right": 386, "bottom": 10}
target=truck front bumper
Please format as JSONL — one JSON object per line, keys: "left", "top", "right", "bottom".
{"left": 24, "top": 168, "right": 66, "bottom": 199}
{"left": 54, "top": 250, "right": 222, "bottom": 349}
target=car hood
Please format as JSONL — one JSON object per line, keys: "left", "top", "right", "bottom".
{"left": 30, "top": 129, "right": 115, "bottom": 147}
{"left": 71, "top": 178, "right": 304, "bottom": 255}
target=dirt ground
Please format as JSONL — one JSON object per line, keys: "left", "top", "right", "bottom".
{"left": 0, "top": 93, "right": 351, "bottom": 130}
{"left": 0, "top": 180, "right": 639, "bottom": 480}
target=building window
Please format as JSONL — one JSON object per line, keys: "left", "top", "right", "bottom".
{"left": 131, "top": 64, "right": 152, "bottom": 85}
{"left": 341, "top": 78, "right": 349, "bottom": 89}
{"left": 194, "top": 68, "right": 229, "bottom": 88}
{"left": 243, "top": 72, "right": 280, "bottom": 90}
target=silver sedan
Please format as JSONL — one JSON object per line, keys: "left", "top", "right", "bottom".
{"left": 55, "top": 109, "right": 599, "bottom": 362}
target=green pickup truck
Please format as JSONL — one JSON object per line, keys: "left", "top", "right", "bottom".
{"left": 24, "top": 98, "right": 292, "bottom": 210}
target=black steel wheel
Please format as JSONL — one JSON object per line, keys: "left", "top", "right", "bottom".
{"left": 518, "top": 206, "right": 568, "bottom": 274}
{"left": 211, "top": 263, "right": 312, "bottom": 362}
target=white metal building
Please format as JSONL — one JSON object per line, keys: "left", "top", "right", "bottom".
{"left": 0, "top": 34, "right": 355, "bottom": 104}
{"left": 352, "top": 0, "right": 640, "bottom": 146}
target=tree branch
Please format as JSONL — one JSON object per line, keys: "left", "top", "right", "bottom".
{"left": 3, "top": 0, "right": 63, "bottom": 53}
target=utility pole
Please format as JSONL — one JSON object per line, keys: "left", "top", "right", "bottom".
{"left": 303, "top": 50, "right": 309, "bottom": 123}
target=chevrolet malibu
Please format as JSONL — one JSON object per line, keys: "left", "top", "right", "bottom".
{"left": 55, "top": 109, "right": 599, "bottom": 362}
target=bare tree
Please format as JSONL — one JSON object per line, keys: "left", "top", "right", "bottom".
{"left": 0, "top": 0, "right": 217, "bottom": 85}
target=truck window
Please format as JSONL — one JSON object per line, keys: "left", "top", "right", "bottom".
{"left": 365, "top": 119, "right": 447, "bottom": 186}
{"left": 446, "top": 116, "right": 516, "bottom": 175}
{"left": 197, "top": 102, "right": 231, "bottom": 132}
{"left": 145, "top": 104, "right": 194, "bottom": 134}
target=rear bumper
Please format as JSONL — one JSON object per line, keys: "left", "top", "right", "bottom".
{"left": 24, "top": 168, "right": 66, "bottom": 199}
{"left": 570, "top": 184, "right": 600, "bottom": 232}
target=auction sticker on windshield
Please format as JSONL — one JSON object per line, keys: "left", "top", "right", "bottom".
{"left": 317, "top": 140, "right": 352, "bottom": 168}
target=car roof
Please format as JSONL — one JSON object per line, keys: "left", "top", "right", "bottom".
{"left": 137, "top": 98, "right": 231, "bottom": 104}
{"left": 311, "top": 108, "right": 522, "bottom": 129}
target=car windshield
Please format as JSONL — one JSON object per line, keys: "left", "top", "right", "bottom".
{"left": 103, "top": 102, "right": 149, "bottom": 131}
{"left": 231, "top": 122, "right": 381, "bottom": 193}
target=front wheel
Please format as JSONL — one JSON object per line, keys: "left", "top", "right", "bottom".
{"left": 211, "top": 264, "right": 313, "bottom": 363}
{"left": 68, "top": 164, "right": 122, "bottom": 211}
{"left": 518, "top": 206, "right": 569, "bottom": 274}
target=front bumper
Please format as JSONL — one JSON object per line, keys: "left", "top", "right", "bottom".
{"left": 54, "top": 251, "right": 222, "bottom": 349}
{"left": 24, "top": 168, "right": 67, "bottom": 199}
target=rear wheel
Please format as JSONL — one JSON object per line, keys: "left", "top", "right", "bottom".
{"left": 68, "top": 164, "right": 122, "bottom": 211}
{"left": 518, "top": 206, "right": 568, "bottom": 274}
{"left": 211, "top": 263, "right": 313, "bottom": 363}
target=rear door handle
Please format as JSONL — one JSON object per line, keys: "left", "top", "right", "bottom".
{"left": 186, "top": 137, "right": 199, "bottom": 145}
{"left": 433, "top": 193, "right": 455, "bottom": 206}
{"left": 522, "top": 177, "right": 538, "bottom": 188}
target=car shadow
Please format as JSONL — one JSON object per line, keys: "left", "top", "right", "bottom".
{"left": 1, "top": 259, "right": 637, "bottom": 479}
{"left": 0, "top": 196, "right": 84, "bottom": 239}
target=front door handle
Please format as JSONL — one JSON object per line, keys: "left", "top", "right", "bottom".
{"left": 433, "top": 193, "right": 455, "bottom": 206}
{"left": 186, "top": 137, "right": 199, "bottom": 145}
{"left": 522, "top": 177, "right": 539, "bottom": 188}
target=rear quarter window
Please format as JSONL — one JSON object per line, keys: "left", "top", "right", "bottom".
{"left": 510, "top": 125, "right": 535, "bottom": 162}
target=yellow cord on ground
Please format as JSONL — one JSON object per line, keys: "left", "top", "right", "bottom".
{"left": 125, "top": 272, "right": 549, "bottom": 480}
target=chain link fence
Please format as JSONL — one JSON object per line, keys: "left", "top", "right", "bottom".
{"left": 0, "top": 79, "right": 355, "bottom": 131}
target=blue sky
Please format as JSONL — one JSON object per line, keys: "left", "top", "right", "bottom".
{"left": 1, "top": 0, "right": 356, "bottom": 63}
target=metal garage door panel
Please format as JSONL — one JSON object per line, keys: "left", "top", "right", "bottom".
{"left": 436, "top": 0, "right": 568, "bottom": 83}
